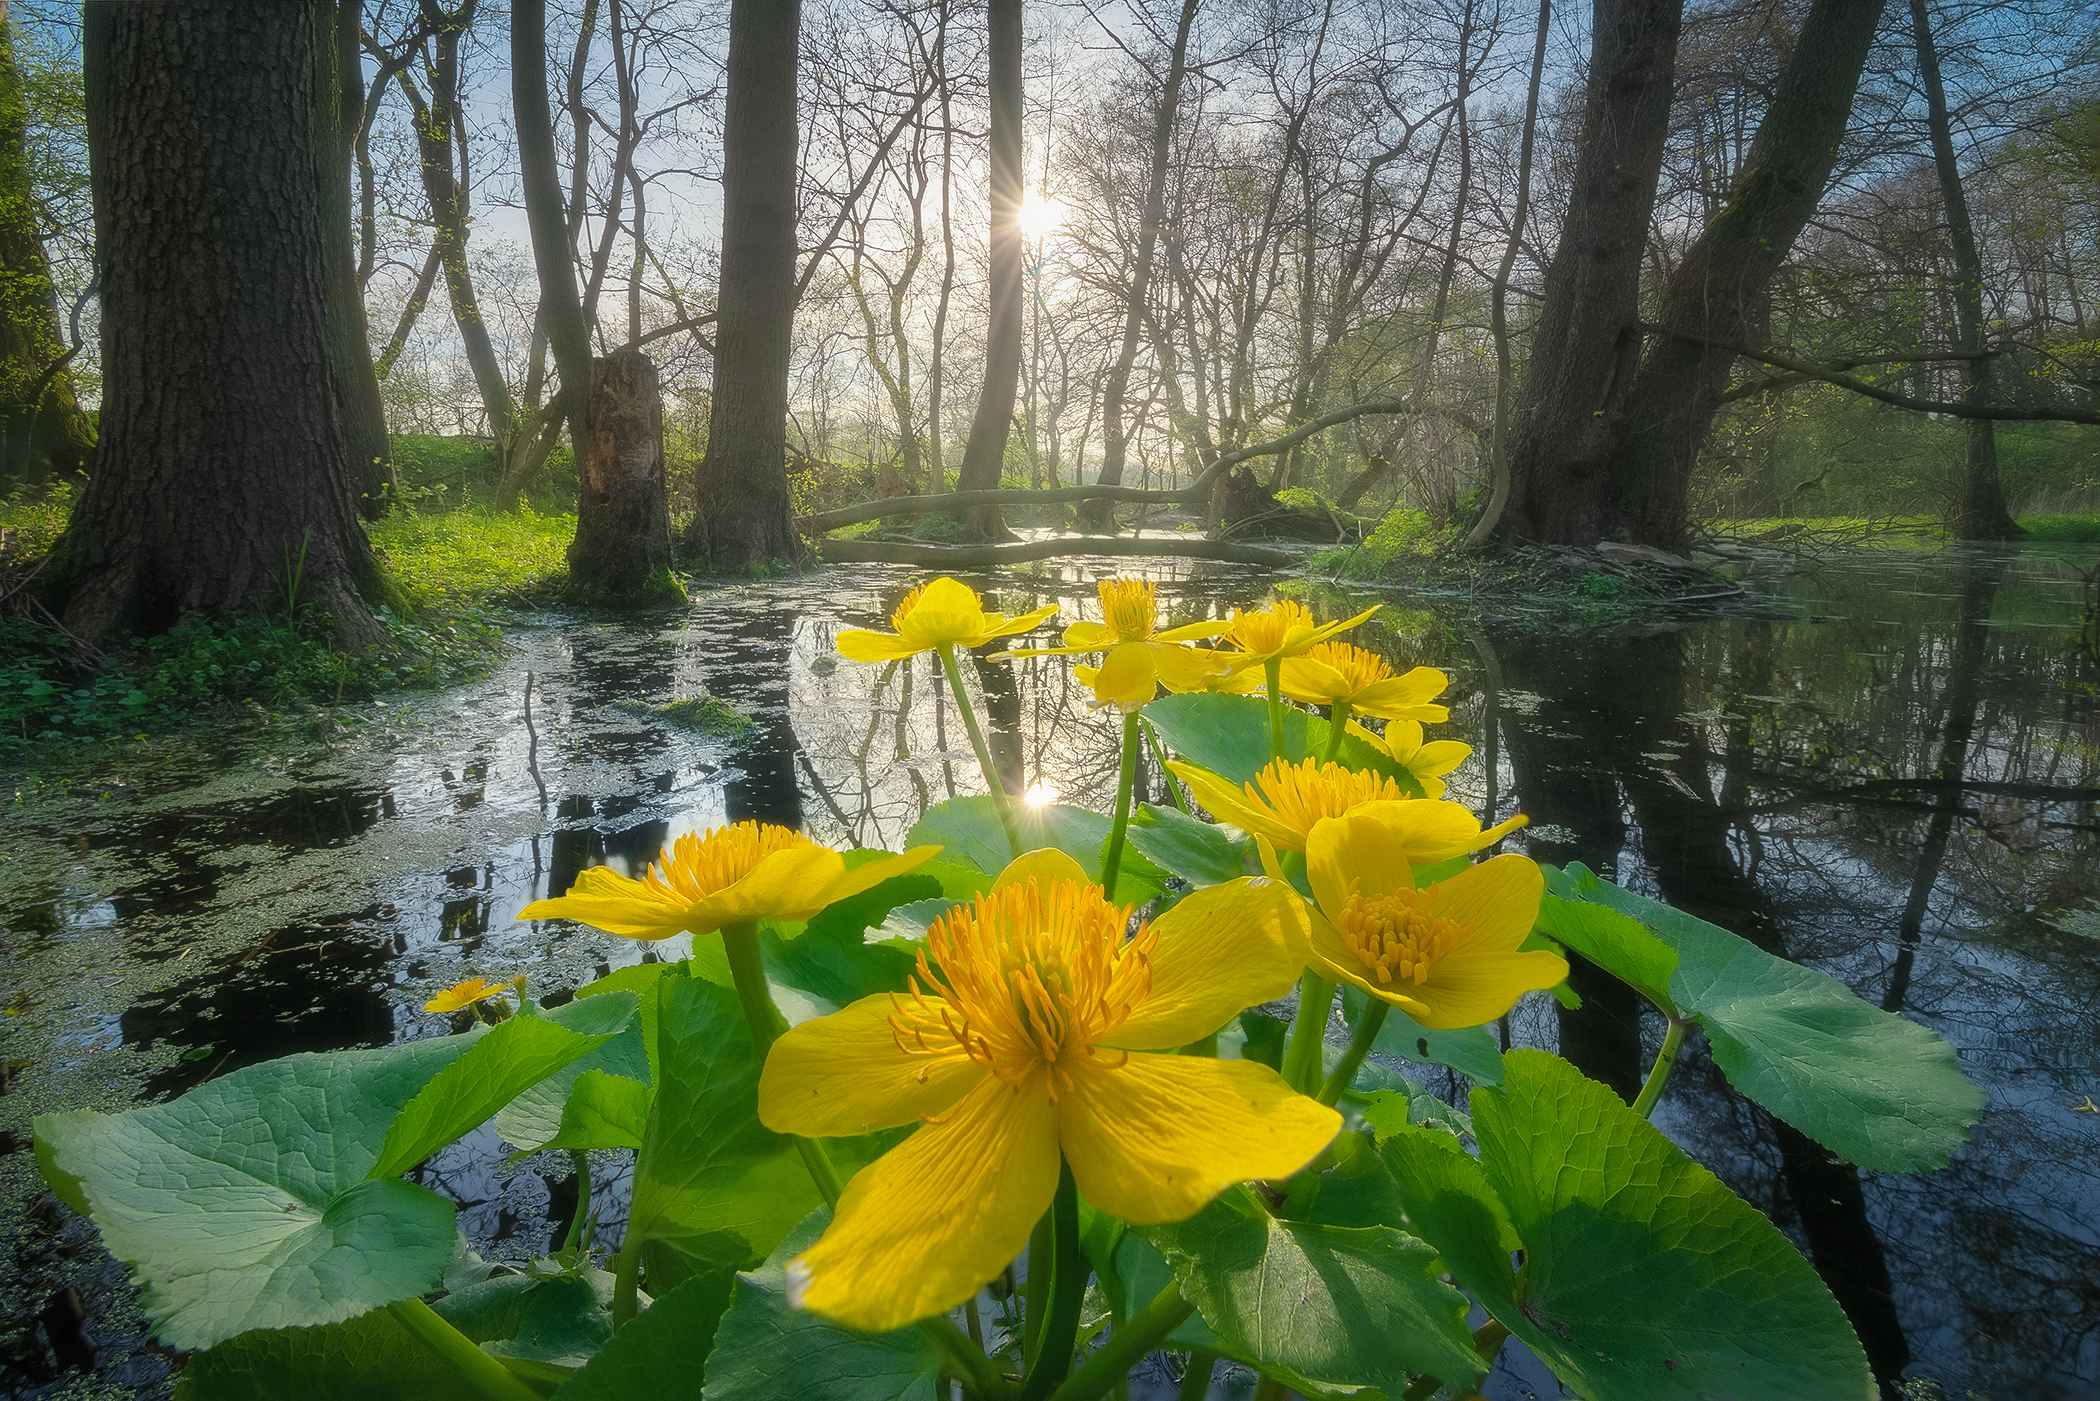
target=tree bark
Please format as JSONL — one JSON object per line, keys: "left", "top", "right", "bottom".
{"left": 315, "top": 0, "right": 392, "bottom": 517}
{"left": 569, "top": 346, "right": 672, "bottom": 596}
{"left": 684, "top": 0, "right": 803, "bottom": 572}
{"left": 951, "top": 0, "right": 1022, "bottom": 540}
{"left": 1910, "top": 0, "right": 2020, "bottom": 539}
{"left": 0, "top": 13, "right": 94, "bottom": 490}
{"left": 56, "top": 0, "right": 379, "bottom": 649}
{"left": 511, "top": 0, "right": 591, "bottom": 443}
{"left": 1079, "top": 0, "right": 1199, "bottom": 531}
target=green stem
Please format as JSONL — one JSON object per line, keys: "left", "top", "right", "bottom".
{"left": 925, "top": 1311, "right": 1016, "bottom": 1399}
{"left": 1317, "top": 997, "right": 1388, "bottom": 1106}
{"left": 1046, "top": 1286, "right": 1197, "bottom": 1401}
{"left": 1102, "top": 712, "right": 1141, "bottom": 898}
{"left": 1178, "top": 1349, "right": 1219, "bottom": 1401}
{"left": 1142, "top": 717, "right": 1190, "bottom": 814}
{"left": 611, "top": 1227, "right": 643, "bottom": 1327}
{"left": 1401, "top": 1318, "right": 1513, "bottom": 1400}
{"left": 563, "top": 1149, "right": 591, "bottom": 1254}
{"left": 390, "top": 1298, "right": 543, "bottom": 1401}
{"left": 721, "top": 919, "right": 788, "bottom": 1054}
{"left": 1020, "top": 1160, "right": 1087, "bottom": 1400}
{"left": 1023, "top": 1211, "right": 1052, "bottom": 1362}
{"left": 1631, "top": 1017, "right": 1688, "bottom": 1119}
{"left": 1279, "top": 972, "right": 1335, "bottom": 1094}
{"left": 1321, "top": 700, "right": 1352, "bottom": 765}
{"left": 1264, "top": 656, "right": 1286, "bottom": 764}
{"left": 1250, "top": 1377, "right": 1289, "bottom": 1401}
{"left": 939, "top": 643, "right": 1023, "bottom": 856}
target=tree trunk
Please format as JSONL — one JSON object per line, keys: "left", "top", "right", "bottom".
{"left": 315, "top": 0, "right": 392, "bottom": 518}
{"left": 683, "top": 0, "right": 803, "bottom": 573}
{"left": 0, "top": 13, "right": 93, "bottom": 490}
{"left": 1911, "top": 0, "right": 2020, "bottom": 539}
{"left": 1078, "top": 0, "right": 1199, "bottom": 531}
{"left": 951, "top": 0, "right": 1022, "bottom": 541}
{"left": 511, "top": 0, "right": 590, "bottom": 440}
{"left": 1496, "top": 0, "right": 1684, "bottom": 546}
{"left": 569, "top": 346, "right": 672, "bottom": 597}
{"left": 56, "top": 0, "right": 378, "bottom": 649}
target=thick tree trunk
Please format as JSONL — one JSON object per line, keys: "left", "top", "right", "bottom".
{"left": 1078, "top": 0, "right": 1199, "bottom": 531}
{"left": 684, "top": 0, "right": 803, "bottom": 573}
{"left": 316, "top": 0, "right": 392, "bottom": 518}
{"left": 569, "top": 346, "right": 672, "bottom": 597}
{"left": 57, "top": 0, "right": 379, "bottom": 648}
{"left": 1911, "top": 0, "right": 2020, "bottom": 540}
{"left": 0, "top": 15, "right": 93, "bottom": 490}
{"left": 951, "top": 0, "right": 1022, "bottom": 541}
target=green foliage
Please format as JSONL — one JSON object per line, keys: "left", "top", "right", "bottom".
{"left": 1309, "top": 507, "right": 1451, "bottom": 580}
{"left": 905, "top": 794, "right": 1171, "bottom": 905}
{"left": 368, "top": 504, "right": 574, "bottom": 612}
{"left": 2019, "top": 513, "right": 2100, "bottom": 541}
{"left": 556, "top": 1274, "right": 731, "bottom": 1400}
{"left": 171, "top": 1307, "right": 457, "bottom": 1401}
{"left": 1338, "top": 985, "right": 1505, "bottom": 1085}
{"left": 1127, "top": 801, "right": 1251, "bottom": 886}
{"left": 1142, "top": 691, "right": 1423, "bottom": 795}
{"left": 0, "top": 477, "right": 73, "bottom": 553}
{"left": 1542, "top": 863, "right": 1984, "bottom": 1171}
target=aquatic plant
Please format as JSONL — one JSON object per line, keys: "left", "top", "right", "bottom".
{"left": 33, "top": 574, "right": 1984, "bottom": 1401}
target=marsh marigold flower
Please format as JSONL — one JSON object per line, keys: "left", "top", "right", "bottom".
{"left": 1280, "top": 643, "right": 1450, "bottom": 724}
{"left": 1218, "top": 598, "right": 1380, "bottom": 671}
{"left": 1167, "top": 753, "right": 1524, "bottom": 855}
{"left": 1289, "top": 805, "right": 1565, "bottom": 1028}
{"left": 517, "top": 821, "right": 938, "bottom": 942}
{"left": 424, "top": 977, "right": 513, "bottom": 1015}
{"left": 1348, "top": 717, "right": 1471, "bottom": 800}
{"left": 836, "top": 576, "right": 1058, "bottom": 662}
{"left": 757, "top": 848, "right": 1339, "bottom": 1333}
{"left": 1003, "top": 578, "right": 1236, "bottom": 708}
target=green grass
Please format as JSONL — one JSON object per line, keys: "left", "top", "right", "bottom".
{"left": 2017, "top": 514, "right": 2100, "bottom": 542}
{"left": 370, "top": 505, "right": 575, "bottom": 610}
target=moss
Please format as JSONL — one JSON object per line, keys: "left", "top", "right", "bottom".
{"left": 2018, "top": 514, "right": 2100, "bottom": 542}
{"left": 646, "top": 696, "right": 755, "bottom": 737}
{"left": 912, "top": 514, "right": 972, "bottom": 544}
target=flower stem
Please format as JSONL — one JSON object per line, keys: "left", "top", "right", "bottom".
{"left": 1020, "top": 1160, "right": 1088, "bottom": 1401}
{"left": 722, "top": 918, "right": 848, "bottom": 1206}
{"left": 1102, "top": 712, "right": 1142, "bottom": 898}
{"left": 939, "top": 643, "right": 1023, "bottom": 856}
{"left": 1279, "top": 972, "right": 1335, "bottom": 1094}
{"left": 1631, "top": 1017, "right": 1688, "bottom": 1119}
{"left": 1142, "top": 718, "right": 1190, "bottom": 815}
{"left": 1250, "top": 1377, "right": 1289, "bottom": 1401}
{"left": 562, "top": 1149, "right": 591, "bottom": 1254}
{"left": 389, "top": 1298, "right": 543, "bottom": 1401}
{"left": 1046, "top": 1286, "right": 1197, "bottom": 1401}
{"left": 1317, "top": 997, "right": 1388, "bottom": 1106}
{"left": 1178, "top": 1349, "right": 1218, "bottom": 1401}
{"left": 1401, "top": 1318, "right": 1513, "bottom": 1400}
{"left": 612, "top": 1227, "right": 643, "bottom": 1327}
{"left": 1264, "top": 656, "right": 1286, "bottom": 764}
{"left": 1321, "top": 701, "right": 1352, "bottom": 765}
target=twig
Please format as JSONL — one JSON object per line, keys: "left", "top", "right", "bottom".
{"left": 523, "top": 671, "right": 549, "bottom": 807}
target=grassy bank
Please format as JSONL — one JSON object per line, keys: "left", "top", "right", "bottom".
{"left": 0, "top": 490, "right": 581, "bottom": 748}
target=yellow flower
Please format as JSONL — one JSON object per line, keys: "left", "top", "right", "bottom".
{"left": 1168, "top": 754, "right": 1524, "bottom": 855}
{"left": 1347, "top": 718, "right": 1472, "bottom": 800}
{"left": 1218, "top": 599, "right": 1380, "bottom": 671}
{"left": 517, "top": 821, "right": 939, "bottom": 941}
{"left": 757, "top": 848, "right": 1338, "bottom": 1333}
{"left": 836, "top": 576, "right": 1058, "bottom": 662}
{"left": 1280, "top": 643, "right": 1450, "bottom": 723}
{"left": 424, "top": 977, "right": 511, "bottom": 1015}
{"left": 1009, "top": 578, "right": 1235, "bottom": 708}
{"left": 1295, "top": 806, "right": 1565, "bottom": 1028}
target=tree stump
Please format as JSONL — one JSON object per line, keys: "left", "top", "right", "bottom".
{"left": 568, "top": 345, "right": 672, "bottom": 598}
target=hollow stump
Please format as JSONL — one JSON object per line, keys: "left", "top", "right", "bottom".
{"left": 569, "top": 345, "right": 672, "bottom": 598}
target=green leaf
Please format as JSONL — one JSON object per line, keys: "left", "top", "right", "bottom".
{"left": 1391, "top": 1050, "right": 1874, "bottom": 1401}
{"left": 1143, "top": 692, "right": 1422, "bottom": 794}
{"left": 171, "top": 1307, "right": 454, "bottom": 1401}
{"left": 1551, "top": 863, "right": 1982, "bottom": 1171}
{"left": 433, "top": 1270, "right": 616, "bottom": 1382}
{"left": 1140, "top": 1183, "right": 1481, "bottom": 1394}
{"left": 906, "top": 796, "right": 1169, "bottom": 904}
{"left": 372, "top": 994, "right": 638, "bottom": 1180}
{"left": 1534, "top": 885, "right": 1680, "bottom": 1013}
{"left": 1339, "top": 985, "right": 1504, "bottom": 1086}
{"left": 1127, "top": 803, "right": 1250, "bottom": 886}
{"left": 553, "top": 1273, "right": 735, "bottom": 1400}
{"left": 576, "top": 963, "right": 680, "bottom": 1084}
{"left": 33, "top": 1035, "right": 478, "bottom": 1350}
{"left": 538, "top": 1070, "right": 652, "bottom": 1152}
{"left": 702, "top": 1208, "right": 946, "bottom": 1401}
{"left": 494, "top": 1017, "right": 652, "bottom": 1156}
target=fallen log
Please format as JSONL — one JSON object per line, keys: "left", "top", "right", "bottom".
{"left": 816, "top": 535, "right": 1300, "bottom": 568}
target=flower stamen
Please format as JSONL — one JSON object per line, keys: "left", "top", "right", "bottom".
{"left": 1337, "top": 880, "right": 1469, "bottom": 986}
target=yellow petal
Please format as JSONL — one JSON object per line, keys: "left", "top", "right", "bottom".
{"left": 1277, "top": 654, "right": 1352, "bottom": 706}
{"left": 1305, "top": 809, "right": 1415, "bottom": 918}
{"left": 758, "top": 993, "right": 986, "bottom": 1136}
{"left": 1406, "top": 945, "right": 1570, "bottom": 1028}
{"left": 836, "top": 628, "right": 927, "bottom": 663}
{"left": 975, "top": 601, "right": 1062, "bottom": 644}
{"left": 1167, "top": 761, "right": 1299, "bottom": 849}
{"left": 1434, "top": 854, "right": 1545, "bottom": 949}
{"left": 1091, "top": 640, "right": 1159, "bottom": 708}
{"left": 1059, "top": 1055, "right": 1339, "bottom": 1223}
{"left": 1410, "top": 740, "right": 1471, "bottom": 780}
{"left": 994, "top": 847, "right": 1091, "bottom": 891}
{"left": 518, "top": 866, "right": 691, "bottom": 941}
{"left": 1153, "top": 618, "right": 1233, "bottom": 643}
{"left": 1109, "top": 879, "right": 1305, "bottom": 1050}
{"left": 1350, "top": 799, "right": 1517, "bottom": 867}
{"left": 1062, "top": 620, "right": 1113, "bottom": 649}
{"left": 1148, "top": 642, "right": 1233, "bottom": 695}
{"left": 790, "top": 1074, "right": 1061, "bottom": 1332}
{"left": 1351, "top": 666, "right": 1451, "bottom": 722}
{"left": 682, "top": 845, "right": 847, "bottom": 934}
{"left": 801, "top": 845, "right": 943, "bottom": 916}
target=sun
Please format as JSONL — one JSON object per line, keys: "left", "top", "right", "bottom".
{"left": 1018, "top": 189, "right": 1066, "bottom": 240}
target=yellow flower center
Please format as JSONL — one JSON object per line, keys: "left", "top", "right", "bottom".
{"left": 1337, "top": 883, "right": 1466, "bottom": 986}
{"left": 1305, "top": 641, "right": 1392, "bottom": 697}
{"left": 891, "top": 878, "right": 1156, "bottom": 1100}
{"left": 1226, "top": 599, "right": 1314, "bottom": 655}
{"left": 1099, "top": 578, "right": 1158, "bottom": 641}
{"left": 646, "top": 821, "right": 816, "bottom": 902}
{"left": 1246, "top": 756, "right": 1412, "bottom": 840}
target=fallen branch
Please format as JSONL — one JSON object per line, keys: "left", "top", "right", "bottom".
{"left": 816, "top": 535, "right": 1300, "bottom": 568}
{"left": 1647, "top": 324, "right": 2099, "bottom": 424}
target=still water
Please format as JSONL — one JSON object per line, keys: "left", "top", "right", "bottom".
{"left": 2, "top": 543, "right": 2095, "bottom": 1399}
